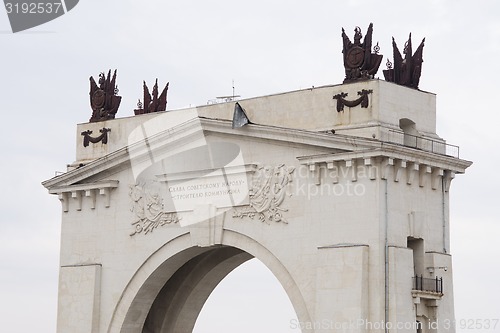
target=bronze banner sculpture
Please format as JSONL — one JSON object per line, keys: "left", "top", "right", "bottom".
{"left": 383, "top": 34, "right": 425, "bottom": 89}
{"left": 134, "top": 79, "right": 169, "bottom": 115}
{"left": 341, "top": 23, "right": 383, "bottom": 83}
{"left": 89, "top": 70, "right": 122, "bottom": 122}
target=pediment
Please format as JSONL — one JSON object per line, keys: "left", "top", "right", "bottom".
{"left": 42, "top": 117, "right": 372, "bottom": 191}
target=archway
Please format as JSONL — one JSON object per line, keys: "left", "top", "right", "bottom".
{"left": 193, "top": 258, "right": 299, "bottom": 332}
{"left": 142, "top": 246, "right": 252, "bottom": 332}
{"left": 110, "top": 232, "right": 310, "bottom": 333}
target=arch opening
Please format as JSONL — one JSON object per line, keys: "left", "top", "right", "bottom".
{"left": 116, "top": 235, "right": 308, "bottom": 333}
{"left": 142, "top": 246, "right": 253, "bottom": 333}
{"left": 193, "top": 258, "right": 299, "bottom": 332}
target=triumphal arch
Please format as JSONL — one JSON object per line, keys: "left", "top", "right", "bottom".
{"left": 43, "top": 26, "right": 471, "bottom": 333}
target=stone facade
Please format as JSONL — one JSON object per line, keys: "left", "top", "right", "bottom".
{"left": 43, "top": 80, "right": 471, "bottom": 333}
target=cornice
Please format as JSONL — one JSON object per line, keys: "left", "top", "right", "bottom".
{"left": 50, "top": 180, "right": 119, "bottom": 212}
{"left": 297, "top": 146, "right": 472, "bottom": 174}
{"left": 296, "top": 145, "right": 472, "bottom": 191}
{"left": 42, "top": 117, "right": 471, "bottom": 193}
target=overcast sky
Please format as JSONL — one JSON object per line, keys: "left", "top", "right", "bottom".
{"left": 0, "top": 1, "right": 499, "bottom": 332}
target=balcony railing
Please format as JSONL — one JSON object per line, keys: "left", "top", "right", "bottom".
{"left": 412, "top": 275, "right": 443, "bottom": 294}
{"left": 386, "top": 130, "right": 460, "bottom": 158}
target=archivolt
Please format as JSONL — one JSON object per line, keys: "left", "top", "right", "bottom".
{"left": 107, "top": 230, "right": 311, "bottom": 333}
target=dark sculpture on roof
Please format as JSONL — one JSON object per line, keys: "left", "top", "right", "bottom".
{"left": 134, "top": 79, "right": 169, "bottom": 115}
{"left": 383, "top": 34, "right": 425, "bottom": 89}
{"left": 341, "top": 23, "right": 383, "bottom": 83}
{"left": 89, "top": 70, "right": 122, "bottom": 122}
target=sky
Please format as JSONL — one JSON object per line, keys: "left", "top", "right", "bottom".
{"left": 0, "top": 1, "right": 499, "bottom": 332}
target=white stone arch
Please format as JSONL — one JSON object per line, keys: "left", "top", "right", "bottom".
{"left": 108, "top": 230, "right": 310, "bottom": 333}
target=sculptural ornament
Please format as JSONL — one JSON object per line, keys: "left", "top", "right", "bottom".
{"left": 233, "top": 164, "right": 295, "bottom": 224}
{"left": 383, "top": 33, "right": 425, "bottom": 89}
{"left": 129, "top": 181, "right": 179, "bottom": 236}
{"left": 89, "top": 70, "right": 122, "bottom": 122}
{"left": 341, "top": 23, "right": 383, "bottom": 83}
{"left": 134, "top": 79, "right": 169, "bottom": 115}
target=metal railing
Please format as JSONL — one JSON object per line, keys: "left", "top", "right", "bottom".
{"left": 386, "top": 130, "right": 460, "bottom": 158}
{"left": 412, "top": 275, "right": 443, "bottom": 294}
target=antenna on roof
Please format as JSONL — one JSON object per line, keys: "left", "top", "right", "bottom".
{"left": 207, "top": 79, "right": 241, "bottom": 104}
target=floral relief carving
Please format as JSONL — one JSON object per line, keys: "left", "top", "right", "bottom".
{"left": 129, "top": 181, "right": 179, "bottom": 236}
{"left": 233, "top": 164, "right": 295, "bottom": 224}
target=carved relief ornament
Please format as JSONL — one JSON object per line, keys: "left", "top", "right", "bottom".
{"left": 332, "top": 89, "right": 373, "bottom": 112}
{"left": 128, "top": 164, "right": 296, "bottom": 235}
{"left": 81, "top": 127, "right": 110, "bottom": 147}
{"left": 233, "top": 164, "right": 295, "bottom": 224}
{"left": 129, "top": 182, "right": 179, "bottom": 236}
